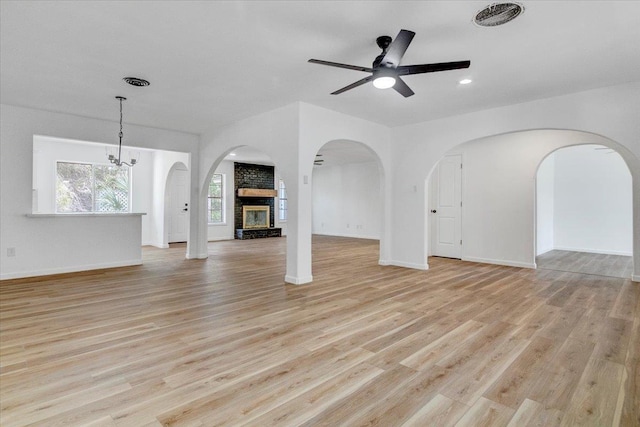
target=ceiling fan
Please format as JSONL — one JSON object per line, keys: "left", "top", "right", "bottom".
{"left": 309, "top": 29, "right": 470, "bottom": 97}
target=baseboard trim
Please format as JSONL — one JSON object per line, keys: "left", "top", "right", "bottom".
{"left": 553, "top": 246, "right": 632, "bottom": 257}
{"left": 186, "top": 253, "right": 209, "bottom": 260}
{"left": 536, "top": 248, "right": 554, "bottom": 256}
{"left": 379, "top": 260, "right": 429, "bottom": 270}
{"left": 0, "top": 259, "right": 142, "bottom": 281}
{"left": 313, "top": 232, "right": 380, "bottom": 241}
{"left": 208, "top": 237, "right": 234, "bottom": 242}
{"left": 284, "top": 274, "right": 313, "bottom": 285}
{"left": 632, "top": 274, "right": 640, "bottom": 283}
{"left": 462, "top": 256, "right": 536, "bottom": 269}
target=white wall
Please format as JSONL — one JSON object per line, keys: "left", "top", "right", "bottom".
{"left": 553, "top": 145, "right": 632, "bottom": 255}
{"left": 312, "top": 161, "right": 381, "bottom": 240}
{"left": 1, "top": 104, "right": 199, "bottom": 280}
{"left": 536, "top": 153, "right": 555, "bottom": 255}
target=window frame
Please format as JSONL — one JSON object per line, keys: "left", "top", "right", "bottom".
{"left": 55, "top": 160, "right": 132, "bottom": 214}
{"left": 207, "top": 173, "right": 225, "bottom": 225}
{"left": 278, "top": 178, "right": 287, "bottom": 222}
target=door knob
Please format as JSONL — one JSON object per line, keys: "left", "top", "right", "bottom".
{"left": 182, "top": 208, "right": 188, "bottom": 212}
{"left": 431, "top": 209, "right": 437, "bottom": 213}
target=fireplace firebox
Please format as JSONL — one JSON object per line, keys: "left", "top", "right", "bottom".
{"left": 242, "top": 205, "right": 270, "bottom": 229}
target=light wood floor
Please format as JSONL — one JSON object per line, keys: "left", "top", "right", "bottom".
{"left": 1, "top": 236, "right": 638, "bottom": 426}
{"left": 537, "top": 250, "right": 633, "bottom": 279}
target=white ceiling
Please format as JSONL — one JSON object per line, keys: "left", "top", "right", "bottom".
{"left": 2, "top": 1, "right": 639, "bottom": 136}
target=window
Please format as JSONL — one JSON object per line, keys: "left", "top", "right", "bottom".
{"left": 56, "top": 162, "right": 130, "bottom": 213}
{"left": 278, "top": 179, "right": 287, "bottom": 221}
{"left": 208, "top": 173, "right": 224, "bottom": 223}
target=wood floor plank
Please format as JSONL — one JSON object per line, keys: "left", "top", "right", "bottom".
{"left": 528, "top": 337, "right": 595, "bottom": 411}
{"left": 296, "top": 364, "right": 419, "bottom": 427}
{"left": 246, "top": 362, "right": 384, "bottom": 426}
{"left": 483, "top": 336, "right": 559, "bottom": 409}
{"left": 400, "top": 393, "right": 468, "bottom": 427}
{"left": 453, "top": 396, "right": 515, "bottom": 427}
{"left": 506, "top": 398, "right": 563, "bottom": 427}
{"left": 619, "top": 314, "right": 640, "bottom": 426}
{"left": 560, "top": 358, "right": 625, "bottom": 426}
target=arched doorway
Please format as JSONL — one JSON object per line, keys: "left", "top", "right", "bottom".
{"left": 311, "top": 140, "right": 387, "bottom": 270}
{"left": 426, "top": 129, "right": 637, "bottom": 278}
{"left": 200, "top": 145, "right": 289, "bottom": 274}
{"left": 165, "top": 162, "right": 190, "bottom": 244}
{"left": 536, "top": 144, "right": 632, "bottom": 278}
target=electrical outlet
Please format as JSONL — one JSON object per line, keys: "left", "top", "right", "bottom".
{"left": 7, "top": 247, "right": 16, "bottom": 257}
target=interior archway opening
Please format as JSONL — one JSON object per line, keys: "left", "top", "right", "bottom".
{"left": 200, "top": 145, "right": 289, "bottom": 278}
{"left": 311, "top": 140, "right": 386, "bottom": 276}
{"left": 425, "top": 129, "right": 637, "bottom": 280}
{"left": 535, "top": 144, "right": 632, "bottom": 278}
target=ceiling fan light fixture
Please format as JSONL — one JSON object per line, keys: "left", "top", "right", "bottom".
{"left": 373, "top": 76, "right": 396, "bottom": 89}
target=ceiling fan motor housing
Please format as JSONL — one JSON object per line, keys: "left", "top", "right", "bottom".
{"left": 373, "top": 35, "right": 393, "bottom": 68}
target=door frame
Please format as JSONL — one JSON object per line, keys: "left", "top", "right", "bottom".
{"left": 428, "top": 153, "right": 463, "bottom": 259}
{"left": 163, "top": 162, "right": 190, "bottom": 247}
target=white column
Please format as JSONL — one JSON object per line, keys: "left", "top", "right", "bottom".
{"left": 284, "top": 171, "right": 313, "bottom": 284}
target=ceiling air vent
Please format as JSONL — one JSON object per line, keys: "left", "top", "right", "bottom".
{"left": 474, "top": 2, "right": 524, "bottom": 27}
{"left": 123, "top": 77, "right": 150, "bottom": 87}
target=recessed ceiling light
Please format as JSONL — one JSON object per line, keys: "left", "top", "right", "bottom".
{"left": 459, "top": 78, "right": 473, "bottom": 85}
{"left": 229, "top": 152, "right": 236, "bottom": 156}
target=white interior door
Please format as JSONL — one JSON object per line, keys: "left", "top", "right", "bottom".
{"left": 168, "top": 169, "right": 189, "bottom": 243}
{"left": 430, "top": 155, "right": 462, "bottom": 258}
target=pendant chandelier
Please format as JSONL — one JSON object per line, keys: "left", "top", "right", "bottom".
{"left": 107, "top": 95, "right": 137, "bottom": 167}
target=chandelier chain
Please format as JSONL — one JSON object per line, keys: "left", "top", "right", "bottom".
{"left": 108, "top": 95, "right": 136, "bottom": 167}
{"left": 119, "top": 97, "right": 123, "bottom": 139}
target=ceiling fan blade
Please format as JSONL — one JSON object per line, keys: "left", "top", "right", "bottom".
{"left": 380, "top": 29, "right": 415, "bottom": 67}
{"left": 397, "top": 60, "right": 471, "bottom": 76}
{"left": 308, "top": 59, "right": 372, "bottom": 73}
{"left": 393, "top": 76, "right": 414, "bottom": 97}
{"left": 331, "top": 76, "right": 374, "bottom": 95}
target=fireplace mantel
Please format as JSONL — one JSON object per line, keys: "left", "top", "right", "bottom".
{"left": 237, "top": 188, "right": 277, "bottom": 197}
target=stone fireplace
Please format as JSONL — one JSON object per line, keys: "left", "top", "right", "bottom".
{"left": 234, "top": 162, "right": 282, "bottom": 240}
